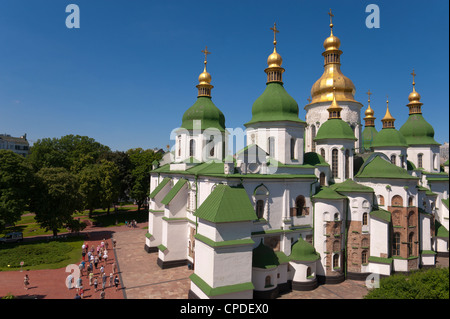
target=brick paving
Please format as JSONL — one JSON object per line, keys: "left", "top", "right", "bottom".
{"left": 1, "top": 219, "right": 448, "bottom": 299}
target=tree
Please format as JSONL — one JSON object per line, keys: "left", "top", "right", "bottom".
{"left": 30, "top": 167, "right": 82, "bottom": 236}
{"left": 127, "top": 148, "right": 162, "bottom": 211}
{"left": 0, "top": 150, "right": 33, "bottom": 232}
{"left": 78, "top": 164, "right": 102, "bottom": 218}
{"left": 27, "top": 134, "right": 110, "bottom": 172}
{"left": 99, "top": 151, "right": 132, "bottom": 203}
{"left": 97, "top": 160, "right": 120, "bottom": 214}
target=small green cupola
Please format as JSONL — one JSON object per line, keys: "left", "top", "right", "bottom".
{"left": 399, "top": 71, "right": 439, "bottom": 146}
{"left": 181, "top": 46, "right": 226, "bottom": 132}
{"left": 371, "top": 97, "right": 408, "bottom": 148}
{"left": 290, "top": 237, "right": 320, "bottom": 262}
{"left": 314, "top": 87, "right": 356, "bottom": 142}
{"left": 245, "top": 23, "right": 304, "bottom": 126}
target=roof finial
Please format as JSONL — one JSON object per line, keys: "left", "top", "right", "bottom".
{"left": 201, "top": 46, "right": 211, "bottom": 70}
{"left": 270, "top": 22, "right": 279, "bottom": 47}
{"left": 328, "top": 8, "right": 334, "bottom": 34}
{"left": 411, "top": 69, "right": 416, "bottom": 91}
{"left": 367, "top": 89, "right": 372, "bottom": 105}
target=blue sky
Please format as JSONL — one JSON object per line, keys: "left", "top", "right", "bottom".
{"left": 0, "top": 0, "right": 448, "bottom": 152}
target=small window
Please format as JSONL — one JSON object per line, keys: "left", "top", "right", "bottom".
{"left": 393, "top": 233, "right": 401, "bottom": 256}
{"left": 256, "top": 200, "right": 264, "bottom": 219}
{"left": 362, "top": 213, "right": 368, "bottom": 226}
{"left": 390, "top": 155, "right": 396, "bottom": 165}
{"left": 418, "top": 154, "right": 423, "bottom": 168}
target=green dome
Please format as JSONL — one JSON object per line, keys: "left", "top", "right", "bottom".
{"left": 314, "top": 119, "right": 357, "bottom": 141}
{"left": 399, "top": 114, "right": 439, "bottom": 146}
{"left": 181, "top": 96, "right": 226, "bottom": 132}
{"left": 290, "top": 237, "right": 320, "bottom": 262}
{"left": 371, "top": 128, "right": 408, "bottom": 148}
{"left": 252, "top": 240, "right": 279, "bottom": 269}
{"left": 245, "top": 82, "right": 304, "bottom": 126}
{"left": 362, "top": 126, "right": 378, "bottom": 151}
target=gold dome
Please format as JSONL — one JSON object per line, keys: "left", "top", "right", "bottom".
{"left": 198, "top": 63, "right": 212, "bottom": 85}
{"left": 267, "top": 48, "right": 282, "bottom": 68}
{"left": 408, "top": 89, "right": 421, "bottom": 102}
{"left": 364, "top": 105, "right": 375, "bottom": 118}
{"left": 310, "top": 12, "right": 357, "bottom": 104}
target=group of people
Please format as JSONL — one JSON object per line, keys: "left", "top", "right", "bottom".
{"left": 69, "top": 238, "right": 120, "bottom": 299}
{"left": 125, "top": 220, "right": 138, "bottom": 228}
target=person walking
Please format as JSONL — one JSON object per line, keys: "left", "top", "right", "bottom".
{"left": 101, "top": 272, "right": 107, "bottom": 290}
{"left": 100, "top": 289, "right": 105, "bottom": 299}
{"left": 109, "top": 273, "right": 113, "bottom": 287}
{"left": 114, "top": 275, "right": 120, "bottom": 291}
{"left": 94, "top": 277, "right": 98, "bottom": 292}
{"left": 89, "top": 271, "right": 94, "bottom": 286}
{"left": 23, "top": 274, "right": 30, "bottom": 290}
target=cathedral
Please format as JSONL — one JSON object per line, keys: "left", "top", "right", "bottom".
{"left": 145, "top": 13, "right": 449, "bottom": 299}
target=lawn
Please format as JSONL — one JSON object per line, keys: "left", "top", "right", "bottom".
{"left": 0, "top": 236, "right": 85, "bottom": 272}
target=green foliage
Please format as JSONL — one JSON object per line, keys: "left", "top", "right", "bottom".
{"left": 127, "top": 148, "right": 162, "bottom": 210}
{"left": 27, "top": 134, "right": 110, "bottom": 172}
{"left": 30, "top": 167, "right": 82, "bottom": 236}
{"left": 0, "top": 150, "right": 34, "bottom": 231}
{"left": 364, "top": 267, "right": 449, "bottom": 299}
{"left": 0, "top": 237, "right": 84, "bottom": 271}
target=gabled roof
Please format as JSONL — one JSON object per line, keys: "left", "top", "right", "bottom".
{"left": 312, "top": 186, "right": 347, "bottom": 200}
{"left": 355, "top": 153, "right": 418, "bottom": 180}
{"left": 330, "top": 179, "right": 374, "bottom": 193}
{"left": 195, "top": 184, "right": 257, "bottom": 223}
{"left": 149, "top": 177, "right": 171, "bottom": 199}
{"left": 435, "top": 220, "right": 449, "bottom": 239}
{"left": 161, "top": 178, "right": 188, "bottom": 205}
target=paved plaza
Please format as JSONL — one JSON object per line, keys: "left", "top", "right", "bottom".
{"left": 1, "top": 220, "right": 447, "bottom": 299}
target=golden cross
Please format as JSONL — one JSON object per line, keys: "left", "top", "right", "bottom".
{"left": 270, "top": 23, "right": 279, "bottom": 45}
{"left": 411, "top": 69, "right": 416, "bottom": 86}
{"left": 307, "top": 96, "right": 311, "bottom": 104}
{"left": 328, "top": 8, "right": 334, "bottom": 25}
{"left": 367, "top": 89, "right": 372, "bottom": 103}
{"left": 201, "top": 46, "right": 211, "bottom": 63}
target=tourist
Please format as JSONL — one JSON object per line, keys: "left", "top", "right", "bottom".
{"left": 112, "top": 238, "right": 116, "bottom": 248}
{"left": 100, "top": 289, "right": 105, "bottom": 299}
{"left": 67, "top": 273, "right": 73, "bottom": 289}
{"left": 114, "top": 275, "right": 120, "bottom": 291}
{"left": 102, "top": 272, "right": 107, "bottom": 290}
{"left": 23, "top": 274, "right": 30, "bottom": 290}
{"left": 94, "top": 277, "right": 98, "bottom": 292}
{"left": 89, "top": 271, "right": 94, "bottom": 286}
{"left": 109, "top": 273, "right": 113, "bottom": 287}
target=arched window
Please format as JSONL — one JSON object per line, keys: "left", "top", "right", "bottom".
{"left": 320, "top": 148, "right": 326, "bottom": 160}
{"left": 295, "top": 195, "right": 306, "bottom": 216}
{"left": 391, "top": 195, "right": 403, "bottom": 207}
{"left": 345, "top": 149, "right": 350, "bottom": 179}
{"left": 332, "top": 149, "right": 339, "bottom": 178}
{"left": 189, "top": 139, "right": 195, "bottom": 157}
{"left": 256, "top": 200, "right": 265, "bottom": 219}
{"left": 334, "top": 213, "right": 339, "bottom": 221}
{"left": 433, "top": 154, "right": 437, "bottom": 170}
{"left": 390, "top": 154, "right": 396, "bottom": 165}
{"left": 393, "top": 233, "right": 401, "bottom": 256}
{"left": 311, "top": 125, "right": 316, "bottom": 153}
{"left": 333, "top": 254, "right": 340, "bottom": 269}
{"left": 209, "top": 135, "right": 215, "bottom": 157}
{"left": 177, "top": 135, "right": 182, "bottom": 157}
{"left": 362, "top": 213, "right": 368, "bottom": 226}
{"left": 407, "top": 211, "right": 415, "bottom": 227}
{"left": 361, "top": 238, "right": 369, "bottom": 248}
{"left": 306, "top": 267, "right": 312, "bottom": 278}
{"left": 290, "top": 138, "right": 296, "bottom": 160}
{"left": 319, "top": 172, "right": 326, "bottom": 186}
{"left": 408, "top": 196, "right": 414, "bottom": 207}
{"left": 362, "top": 250, "right": 368, "bottom": 264}
{"left": 418, "top": 154, "right": 423, "bottom": 168}
{"left": 265, "top": 276, "right": 271, "bottom": 287}
{"left": 378, "top": 195, "right": 385, "bottom": 206}
{"left": 408, "top": 233, "right": 414, "bottom": 257}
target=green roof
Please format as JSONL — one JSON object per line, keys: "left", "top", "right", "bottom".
{"left": 355, "top": 154, "right": 418, "bottom": 180}
{"left": 314, "top": 118, "right": 357, "bottom": 141}
{"left": 289, "top": 237, "right": 320, "bottom": 262}
{"left": 252, "top": 240, "right": 280, "bottom": 269}
{"left": 312, "top": 186, "right": 347, "bottom": 200}
{"left": 189, "top": 273, "right": 254, "bottom": 297}
{"left": 195, "top": 184, "right": 257, "bottom": 223}
{"left": 399, "top": 113, "right": 440, "bottom": 146}
{"left": 442, "top": 198, "right": 449, "bottom": 210}
{"left": 330, "top": 179, "right": 374, "bottom": 193}
{"left": 186, "top": 161, "right": 225, "bottom": 175}
{"left": 181, "top": 96, "right": 226, "bottom": 132}
{"left": 304, "top": 152, "right": 329, "bottom": 166}
{"left": 435, "top": 220, "right": 449, "bottom": 238}
{"left": 444, "top": 159, "right": 449, "bottom": 166}
{"left": 160, "top": 178, "right": 188, "bottom": 205}
{"left": 370, "top": 208, "right": 391, "bottom": 223}
{"left": 245, "top": 82, "right": 304, "bottom": 126}
{"left": 407, "top": 160, "right": 417, "bottom": 171}
{"left": 361, "top": 126, "right": 378, "bottom": 151}
{"left": 149, "top": 177, "right": 171, "bottom": 199}
{"left": 371, "top": 128, "right": 408, "bottom": 148}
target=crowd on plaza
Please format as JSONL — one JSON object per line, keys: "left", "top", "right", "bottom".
{"left": 67, "top": 238, "right": 120, "bottom": 299}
